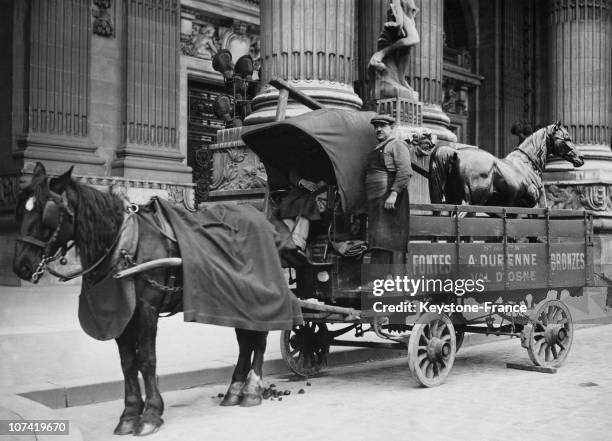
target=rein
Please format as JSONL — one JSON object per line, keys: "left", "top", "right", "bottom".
{"left": 516, "top": 146, "right": 544, "bottom": 174}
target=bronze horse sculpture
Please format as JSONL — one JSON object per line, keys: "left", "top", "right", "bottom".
{"left": 428, "top": 122, "right": 584, "bottom": 207}
{"left": 13, "top": 163, "right": 297, "bottom": 436}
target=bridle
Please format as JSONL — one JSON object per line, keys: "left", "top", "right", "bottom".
{"left": 17, "top": 190, "right": 75, "bottom": 282}
{"left": 17, "top": 191, "right": 136, "bottom": 283}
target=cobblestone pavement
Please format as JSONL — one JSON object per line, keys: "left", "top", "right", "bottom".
{"left": 56, "top": 325, "right": 612, "bottom": 441}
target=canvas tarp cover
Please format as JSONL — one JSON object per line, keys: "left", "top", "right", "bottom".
{"left": 156, "top": 198, "right": 303, "bottom": 331}
{"left": 242, "top": 109, "right": 378, "bottom": 213}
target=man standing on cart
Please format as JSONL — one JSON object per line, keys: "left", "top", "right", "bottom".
{"left": 365, "top": 114, "right": 412, "bottom": 264}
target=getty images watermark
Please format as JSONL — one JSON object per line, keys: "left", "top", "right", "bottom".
{"left": 367, "top": 275, "right": 528, "bottom": 316}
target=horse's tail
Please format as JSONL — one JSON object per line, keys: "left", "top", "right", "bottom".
{"left": 428, "top": 145, "right": 457, "bottom": 204}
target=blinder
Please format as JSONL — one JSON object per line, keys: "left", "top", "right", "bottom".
{"left": 18, "top": 190, "right": 74, "bottom": 252}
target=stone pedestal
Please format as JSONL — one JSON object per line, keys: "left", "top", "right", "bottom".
{"left": 246, "top": 0, "right": 362, "bottom": 124}
{"left": 544, "top": 0, "right": 612, "bottom": 211}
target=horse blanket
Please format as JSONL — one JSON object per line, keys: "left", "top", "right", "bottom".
{"left": 156, "top": 198, "right": 303, "bottom": 331}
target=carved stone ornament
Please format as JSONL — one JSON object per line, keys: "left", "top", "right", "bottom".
{"left": 209, "top": 147, "right": 267, "bottom": 192}
{"left": 580, "top": 185, "right": 610, "bottom": 211}
{"left": 80, "top": 175, "right": 196, "bottom": 211}
{"left": 92, "top": 0, "right": 114, "bottom": 37}
{"left": 545, "top": 184, "right": 583, "bottom": 210}
{"left": 181, "top": 16, "right": 261, "bottom": 67}
{"left": 183, "top": 22, "right": 219, "bottom": 59}
{"left": 545, "top": 183, "right": 612, "bottom": 211}
{"left": 167, "top": 185, "right": 197, "bottom": 211}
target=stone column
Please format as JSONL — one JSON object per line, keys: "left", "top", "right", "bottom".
{"left": 408, "top": 0, "right": 456, "bottom": 142}
{"left": 111, "top": 0, "right": 192, "bottom": 182}
{"left": 246, "top": 0, "right": 362, "bottom": 124}
{"left": 546, "top": 0, "right": 612, "bottom": 169}
{"left": 544, "top": 0, "right": 612, "bottom": 213}
{"left": 14, "top": 0, "right": 105, "bottom": 175}
{"left": 357, "top": 0, "right": 455, "bottom": 141}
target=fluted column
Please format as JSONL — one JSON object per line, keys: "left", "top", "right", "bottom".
{"left": 15, "top": 0, "right": 105, "bottom": 175}
{"left": 111, "top": 0, "right": 191, "bottom": 181}
{"left": 246, "top": 0, "right": 362, "bottom": 124}
{"left": 544, "top": 0, "right": 612, "bottom": 213}
{"left": 408, "top": 0, "right": 455, "bottom": 141}
{"left": 547, "top": 0, "right": 612, "bottom": 164}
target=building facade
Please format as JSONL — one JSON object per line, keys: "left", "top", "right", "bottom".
{"left": 0, "top": 0, "right": 611, "bottom": 284}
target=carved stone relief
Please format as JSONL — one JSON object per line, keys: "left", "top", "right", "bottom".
{"left": 580, "top": 185, "right": 610, "bottom": 211}
{"left": 545, "top": 183, "right": 612, "bottom": 211}
{"left": 545, "top": 184, "right": 583, "bottom": 210}
{"left": 209, "top": 147, "right": 266, "bottom": 192}
{"left": 181, "top": 12, "right": 260, "bottom": 70}
{"left": 92, "top": 0, "right": 114, "bottom": 37}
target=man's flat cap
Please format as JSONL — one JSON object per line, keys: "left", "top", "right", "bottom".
{"left": 370, "top": 114, "right": 396, "bottom": 126}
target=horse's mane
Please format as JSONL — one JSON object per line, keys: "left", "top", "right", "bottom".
{"left": 517, "top": 125, "right": 550, "bottom": 152}
{"left": 72, "top": 181, "right": 125, "bottom": 267}
{"left": 512, "top": 125, "right": 551, "bottom": 171}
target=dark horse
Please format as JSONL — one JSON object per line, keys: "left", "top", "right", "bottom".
{"left": 13, "top": 163, "right": 270, "bottom": 436}
{"left": 429, "top": 122, "right": 584, "bottom": 207}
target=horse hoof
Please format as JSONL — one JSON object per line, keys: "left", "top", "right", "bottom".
{"left": 113, "top": 418, "right": 137, "bottom": 435}
{"left": 134, "top": 421, "right": 162, "bottom": 437}
{"left": 220, "top": 381, "right": 244, "bottom": 406}
{"left": 239, "top": 370, "right": 264, "bottom": 407}
{"left": 240, "top": 394, "right": 262, "bottom": 407}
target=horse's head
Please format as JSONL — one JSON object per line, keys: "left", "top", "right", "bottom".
{"left": 549, "top": 121, "right": 584, "bottom": 167}
{"left": 13, "top": 163, "right": 77, "bottom": 283}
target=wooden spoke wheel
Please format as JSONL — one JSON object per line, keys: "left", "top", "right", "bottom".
{"left": 524, "top": 299, "right": 573, "bottom": 368}
{"left": 280, "top": 322, "right": 329, "bottom": 377}
{"left": 408, "top": 312, "right": 457, "bottom": 387}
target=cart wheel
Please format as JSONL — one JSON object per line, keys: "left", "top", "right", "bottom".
{"left": 408, "top": 312, "right": 456, "bottom": 387}
{"left": 280, "top": 322, "right": 329, "bottom": 377}
{"left": 524, "top": 299, "right": 573, "bottom": 368}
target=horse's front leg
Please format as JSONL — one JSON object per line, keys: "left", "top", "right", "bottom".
{"left": 134, "top": 299, "right": 164, "bottom": 436}
{"left": 220, "top": 328, "right": 253, "bottom": 406}
{"left": 240, "top": 330, "right": 268, "bottom": 407}
{"left": 114, "top": 320, "right": 143, "bottom": 435}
